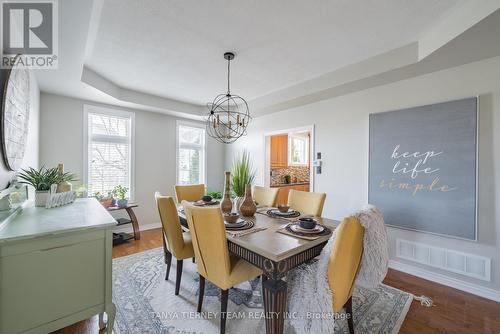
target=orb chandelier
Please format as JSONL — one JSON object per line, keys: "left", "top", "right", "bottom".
{"left": 206, "top": 52, "right": 251, "bottom": 144}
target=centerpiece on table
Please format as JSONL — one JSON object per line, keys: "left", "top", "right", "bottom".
{"left": 17, "top": 166, "right": 77, "bottom": 207}
{"left": 231, "top": 150, "right": 257, "bottom": 217}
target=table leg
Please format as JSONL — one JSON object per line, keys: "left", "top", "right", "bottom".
{"left": 126, "top": 207, "right": 141, "bottom": 240}
{"left": 262, "top": 277, "right": 287, "bottom": 334}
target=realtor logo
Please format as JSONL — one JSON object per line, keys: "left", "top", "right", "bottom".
{"left": 1, "top": 0, "right": 58, "bottom": 69}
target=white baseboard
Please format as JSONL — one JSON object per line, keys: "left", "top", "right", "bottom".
{"left": 389, "top": 260, "right": 500, "bottom": 302}
{"left": 113, "top": 222, "right": 161, "bottom": 234}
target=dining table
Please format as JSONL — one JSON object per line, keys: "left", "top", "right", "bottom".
{"left": 177, "top": 205, "right": 339, "bottom": 334}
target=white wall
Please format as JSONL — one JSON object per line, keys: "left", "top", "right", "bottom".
{"left": 226, "top": 56, "right": 500, "bottom": 298}
{"left": 40, "top": 93, "right": 225, "bottom": 227}
{"left": 0, "top": 71, "right": 40, "bottom": 195}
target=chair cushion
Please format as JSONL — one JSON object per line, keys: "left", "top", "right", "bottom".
{"left": 175, "top": 232, "right": 195, "bottom": 260}
{"left": 225, "top": 255, "right": 263, "bottom": 290}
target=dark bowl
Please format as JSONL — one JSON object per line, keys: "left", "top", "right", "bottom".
{"left": 224, "top": 213, "right": 240, "bottom": 224}
{"left": 277, "top": 204, "right": 290, "bottom": 213}
{"left": 298, "top": 217, "right": 317, "bottom": 229}
{"left": 202, "top": 195, "right": 213, "bottom": 203}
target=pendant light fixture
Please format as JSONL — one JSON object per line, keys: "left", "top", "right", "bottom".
{"left": 206, "top": 52, "right": 251, "bottom": 144}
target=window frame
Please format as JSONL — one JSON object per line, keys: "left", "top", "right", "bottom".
{"left": 176, "top": 120, "right": 207, "bottom": 186}
{"left": 83, "top": 105, "right": 135, "bottom": 202}
{"left": 288, "top": 133, "right": 309, "bottom": 166}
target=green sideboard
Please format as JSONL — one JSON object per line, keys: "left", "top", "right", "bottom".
{"left": 0, "top": 198, "right": 116, "bottom": 334}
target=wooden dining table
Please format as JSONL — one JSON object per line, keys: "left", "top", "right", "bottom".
{"left": 177, "top": 206, "right": 339, "bottom": 334}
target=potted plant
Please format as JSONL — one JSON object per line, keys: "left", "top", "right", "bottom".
{"left": 231, "top": 150, "right": 256, "bottom": 210}
{"left": 18, "top": 166, "right": 77, "bottom": 207}
{"left": 112, "top": 185, "right": 129, "bottom": 207}
{"left": 93, "top": 191, "right": 113, "bottom": 208}
{"left": 206, "top": 190, "right": 222, "bottom": 200}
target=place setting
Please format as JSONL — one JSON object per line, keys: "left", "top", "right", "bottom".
{"left": 223, "top": 212, "right": 268, "bottom": 238}
{"left": 277, "top": 217, "right": 332, "bottom": 240}
{"left": 264, "top": 204, "right": 301, "bottom": 219}
{"left": 192, "top": 195, "right": 220, "bottom": 206}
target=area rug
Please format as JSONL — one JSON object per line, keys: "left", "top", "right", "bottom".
{"left": 112, "top": 248, "right": 412, "bottom": 334}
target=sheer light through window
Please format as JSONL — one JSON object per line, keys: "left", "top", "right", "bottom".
{"left": 85, "top": 107, "right": 133, "bottom": 199}
{"left": 288, "top": 133, "right": 309, "bottom": 166}
{"left": 177, "top": 123, "right": 206, "bottom": 185}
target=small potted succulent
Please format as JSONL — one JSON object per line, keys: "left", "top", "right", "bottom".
{"left": 93, "top": 191, "right": 113, "bottom": 208}
{"left": 112, "top": 185, "right": 129, "bottom": 207}
{"left": 18, "top": 166, "right": 77, "bottom": 207}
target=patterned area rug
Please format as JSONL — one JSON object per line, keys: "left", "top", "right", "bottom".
{"left": 112, "top": 248, "right": 412, "bottom": 334}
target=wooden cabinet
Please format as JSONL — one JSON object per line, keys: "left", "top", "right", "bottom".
{"left": 275, "top": 184, "right": 310, "bottom": 205}
{"left": 271, "top": 135, "right": 288, "bottom": 168}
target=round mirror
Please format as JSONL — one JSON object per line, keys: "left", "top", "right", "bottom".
{"left": 1, "top": 56, "right": 31, "bottom": 171}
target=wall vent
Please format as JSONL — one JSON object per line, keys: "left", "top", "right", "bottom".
{"left": 396, "top": 239, "right": 491, "bottom": 281}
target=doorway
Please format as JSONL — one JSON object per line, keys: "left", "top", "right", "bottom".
{"left": 264, "top": 125, "right": 314, "bottom": 205}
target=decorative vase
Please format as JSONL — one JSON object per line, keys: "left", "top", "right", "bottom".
{"left": 220, "top": 171, "right": 233, "bottom": 214}
{"left": 35, "top": 191, "right": 49, "bottom": 207}
{"left": 239, "top": 184, "right": 257, "bottom": 217}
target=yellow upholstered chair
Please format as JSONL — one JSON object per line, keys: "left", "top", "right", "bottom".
{"left": 174, "top": 184, "right": 205, "bottom": 203}
{"left": 182, "top": 202, "right": 262, "bottom": 334}
{"left": 253, "top": 185, "right": 279, "bottom": 207}
{"left": 287, "top": 189, "right": 326, "bottom": 216}
{"left": 328, "top": 217, "right": 364, "bottom": 334}
{"left": 155, "top": 192, "right": 195, "bottom": 295}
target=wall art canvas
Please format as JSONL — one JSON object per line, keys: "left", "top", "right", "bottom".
{"left": 368, "top": 97, "right": 477, "bottom": 240}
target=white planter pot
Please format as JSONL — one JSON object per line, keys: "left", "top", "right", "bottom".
{"left": 233, "top": 197, "right": 244, "bottom": 213}
{"left": 35, "top": 191, "right": 49, "bottom": 207}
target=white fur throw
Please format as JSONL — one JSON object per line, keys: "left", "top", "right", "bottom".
{"left": 351, "top": 205, "right": 389, "bottom": 288}
{"left": 287, "top": 235, "right": 337, "bottom": 334}
{"left": 287, "top": 206, "right": 389, "bottom": 333}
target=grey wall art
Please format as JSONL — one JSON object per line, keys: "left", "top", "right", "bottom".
{"left": 369, "top": 97, "right": 478, "bottom": 240}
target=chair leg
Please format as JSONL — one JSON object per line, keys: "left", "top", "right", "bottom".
{"left": 345, "top": 296, "right": 354, "bottom": 334}
{"left": 165, "top": 250, "right": 172, "bottom": 281}
{"left": 220, "top": 289, "right": 229, "bottom": 334}
{"left": 192, "top": 257, "right": 196, "bottom": 263}
{"left": 175, "top": 260, "right": 183, "bottom": 295}
{"left": 197, "top": 275, "right": 205, "bottom": 313}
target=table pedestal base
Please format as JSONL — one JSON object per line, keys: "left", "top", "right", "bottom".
{"left": 262, "top": 278, "right": 287, "bottom": 334}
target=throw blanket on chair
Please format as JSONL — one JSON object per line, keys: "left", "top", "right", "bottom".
{"left": 287, "top": 206, "right": 389, "bottom": 333}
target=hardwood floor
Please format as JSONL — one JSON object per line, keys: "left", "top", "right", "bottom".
{"left": 54, "top": 228, "right": 500, "bottom": 334}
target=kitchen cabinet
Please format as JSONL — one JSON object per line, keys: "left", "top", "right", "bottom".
{"left": 275, "top": 184, "right": 310, "bottom": 205}
{"left": 270, "top": 135, "right": 288, "bottom": 168}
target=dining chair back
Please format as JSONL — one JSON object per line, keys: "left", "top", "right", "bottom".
{"left": 328, "top": 216, "right": 364, "bottom": 333}
{"left": 155, "top": 192, "right": 195, "bottom": 295}
{"left": 182, "top": 203, "right": 232, "bottom": 288}
{"left": 253, "top": 186, "right": 279, "bottom": 207}
{"left": 174, "top": 184, "right": 205, "bottom": 203}
{"left": 288, "top": 189, "right": 326, "bottom": 216}
{"left": 183, "top": 201, "right": 262, "bottom": 334}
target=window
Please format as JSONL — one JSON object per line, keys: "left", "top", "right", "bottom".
{"left": 288, "top": 133, "right": 309, "bottom": 166}
{"left": 177, "top": 122, "right": 206, "bottom": 185}
{"left": 84, "top": 106, "right": 134, "bottom": 199}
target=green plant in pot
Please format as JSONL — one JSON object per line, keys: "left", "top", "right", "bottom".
{"left": 93, "top": 191, "right": 113, "bottom": 207}
{"left": 231, "top": 150, "right": 256, "bottom": 210}
{"left": 112, "top": 185, "right": 129, "bottom": 207}
{"left": 206, "top": 190, "right": 222, "bottom": 200}
{"left": 18, "top": 166, "right": 77, "bottom": 207}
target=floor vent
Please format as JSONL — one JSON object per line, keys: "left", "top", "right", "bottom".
{"left": 396, "top": 239, "right": 491, "bottom": 281}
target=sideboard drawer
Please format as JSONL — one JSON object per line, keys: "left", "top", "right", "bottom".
{"left": 0, "top": 237, "right": 106, "bottom": 333}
